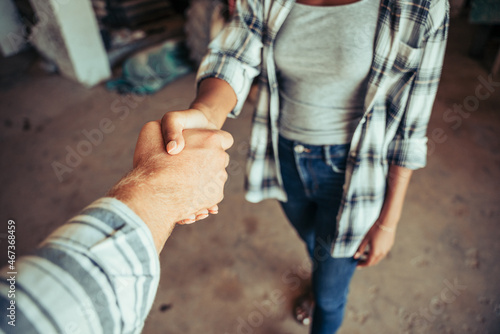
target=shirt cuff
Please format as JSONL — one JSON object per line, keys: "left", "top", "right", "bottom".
{"left": 387, "top": 136, "right": 428, "bottom": 170}
{"left": 197, "top": 53, "right": 258, "bottom": 117}
{"left": 35, "top": 197, "right": 160, "bottom": 333}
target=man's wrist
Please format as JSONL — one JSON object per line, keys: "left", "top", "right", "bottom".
{"left": 107, "top": 170, "right": 176, "bottom": 253}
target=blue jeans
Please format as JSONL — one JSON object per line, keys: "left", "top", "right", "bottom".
{"left": 278, "top": 135, "right": 358, "bottom": 334}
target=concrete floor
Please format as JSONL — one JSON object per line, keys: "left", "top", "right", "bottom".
{"left": 1, "top": 17, "right": 499, "bottom": 334}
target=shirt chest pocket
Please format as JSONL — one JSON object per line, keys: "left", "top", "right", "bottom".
{"left": 391, "top": 41, "right": 423, "bottom": 75}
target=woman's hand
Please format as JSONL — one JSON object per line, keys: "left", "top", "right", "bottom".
{"left": 353, "top": 165, "right": 413, "bottom": 267}
{"left": 161, "top": 108, "right": 218, "bottom": 154}
{"left": 176, "top": 205, "right": 220, "bottom": 225}
{"left": 112, "top": 122, "right": 233, "bottom": 251}
{"left": 160, "top": 109, "right": 221, "bottom": 224}
{"left": 354, "top": 220, "right": 396, "bottom": 267}
{"left": 161, "top": 78, "right": 237, "bottom": 155}
{"left": 160, "top": 110, "right": 222, "bottom": 224}
{"left": 160, "top": 78, "right": 237, "bottom": 223}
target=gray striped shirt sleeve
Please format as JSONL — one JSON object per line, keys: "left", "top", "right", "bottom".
{"left": 0, "top": 198, "right": 160, "bottom": 334}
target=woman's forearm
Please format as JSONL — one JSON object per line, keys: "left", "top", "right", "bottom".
{"left": 190, "top": 78, "right": 238, "bottom": 129}
{"left": 378, "top": 165, "right": 413, "bottom": 229}
{"left": 355, "top": 165, "right": 413, "bottom": 265}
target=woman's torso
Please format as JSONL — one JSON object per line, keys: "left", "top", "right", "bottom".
{"left": 274, "top": 0, "right": 380, "bottom": 145}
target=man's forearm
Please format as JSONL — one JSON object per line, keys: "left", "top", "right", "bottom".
{"left": 377, "top": 165, "right": 413, "bottom": 229}
{"left": 190, "top": 78, "right": 238, "bottom": 129}
{"left": 107, "top": 168, "right": 177, "bottom": 254}
{"left": 0, "top": 198, "right": 161, "bottom": 334}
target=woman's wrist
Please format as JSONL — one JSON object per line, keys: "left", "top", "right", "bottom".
{"left": 191, "top": 77, "right": 236, "bottom": 128}
{"left": 376, "top": 221, "right": 396, "bottom": 233}
{"left": 374, "top": 165, "right": 413, "bottom": 231}
{"left": 189, "top": 102, "right": 222, "bottom": 129}
{"left": 377, "top": 208, "right": 401, "bottom": 226}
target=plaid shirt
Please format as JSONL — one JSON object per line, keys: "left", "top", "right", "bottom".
{"left": 198, "top": 0, "right": 449, "bottom": 257}
{"left": 0, "top": 198, "right": 160, "bottom": 334}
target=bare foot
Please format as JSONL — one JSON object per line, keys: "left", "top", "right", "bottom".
{"left": 294, "top": 292, "right": 314, "bottom": 325}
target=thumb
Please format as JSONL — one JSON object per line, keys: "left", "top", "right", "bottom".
{"left": 133, "top": 120, "right": 164, "bottom": 168}
{"left": 218, "top": 130, "right": 234, "bottom": 151}
{"left": 161, "top": 112, "right": 186, "bottom": 155}
{"left": 354, "top": 237, "right": 369, "bottom": 260}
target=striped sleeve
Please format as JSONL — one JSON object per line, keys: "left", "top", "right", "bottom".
{"left": 387, "top": 0, "right": 450, "bottom": 169}
{"left": 196, "top": 0, "right": 263, "bottom": 116}
{"left": 0, "top": 198, "right": 160, "bottom": 334}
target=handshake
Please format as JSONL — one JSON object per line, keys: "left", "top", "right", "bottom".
{"left": 0, "top": 111, "right": 236, "bottom": 333}
{"left": 108, "top": 117, "right": 233, "bottom": 253}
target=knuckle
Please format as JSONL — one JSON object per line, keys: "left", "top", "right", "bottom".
{"left": 164, "top": 111, "right": 182, "bottom": 126}
{"left": 161, "top": 112, "right": 172, "bottom": 124}
{"left": 144, "top": 121, "right": 158, "bottom": 131}
{"left": 204, "top": 131, "right": 219, "bottom": 145}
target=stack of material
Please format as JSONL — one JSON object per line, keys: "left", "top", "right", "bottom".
{"left": 13, "top": 0, "right": 35, "bottom": 24}
{"left": 105, "top": 0, "right": 175, "bottom": 28}
{"left": 92, "top": 0, "right": 108, "bottom": 26}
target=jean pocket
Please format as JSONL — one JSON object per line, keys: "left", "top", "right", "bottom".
{"left": 330, "top": 158, "right": 347, "bottom": 173}
{"left": 328, "top": 145, "right": 349, "bottom": 174}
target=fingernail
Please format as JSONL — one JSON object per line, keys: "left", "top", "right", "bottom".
{"left": 196, "top": 214, "right": 209, "bottom": 220}
{"left": 167, "top": 140, "right": 177, "bottom": 153}
{"left": 187, "top": 214, "right": 196, "bottom": 220}
{"left": 208, "top": 209, "right": 218, "bottom": 214}
{"left": 182, "top": 219, "right": 196, "bottom": 224}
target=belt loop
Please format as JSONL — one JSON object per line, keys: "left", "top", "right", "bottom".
{"left": 323, "top": 145, "right": 332, "bottom": 166}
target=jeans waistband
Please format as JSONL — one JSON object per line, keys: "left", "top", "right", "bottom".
{"left": 278, "top": 135, "right": 350, "bottom": 166}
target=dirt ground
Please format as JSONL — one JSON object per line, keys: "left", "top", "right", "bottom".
{"left": 0, "top": 16, "right": 499, "bottom": 334}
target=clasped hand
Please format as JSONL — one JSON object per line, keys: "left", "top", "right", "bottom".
{"left": 160, "top": 108, "right": 225, "bottom": 224}
{"left": 111, "top": 119, "right": 233, "bottom": 245}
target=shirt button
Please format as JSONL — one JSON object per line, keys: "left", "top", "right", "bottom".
{"left": 294, "top": 145, "right": 305, "bottom": 153}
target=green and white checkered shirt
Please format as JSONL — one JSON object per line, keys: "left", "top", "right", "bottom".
{"left": 198, "top": 0, "right": 449, "bottom": 257}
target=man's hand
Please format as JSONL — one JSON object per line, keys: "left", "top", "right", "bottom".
{"left": 109, "top": 120, "right": 233, "bottom": 252}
